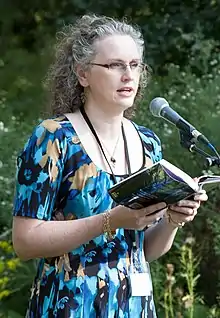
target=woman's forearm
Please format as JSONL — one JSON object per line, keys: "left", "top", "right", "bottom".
{"left": 13, "top": 214, "right": 105, "bottom": 261}
{"left": 144, "top": 217, "right": 178, "bottom": 262}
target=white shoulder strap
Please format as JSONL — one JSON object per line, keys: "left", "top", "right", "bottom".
{"left": 64, "top": 113, "right": 75, "bottom": 127}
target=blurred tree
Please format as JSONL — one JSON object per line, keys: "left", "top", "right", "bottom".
{"left": 1, "top": 0, "right": 220, "bottom": 72}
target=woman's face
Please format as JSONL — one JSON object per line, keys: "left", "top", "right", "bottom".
{"left": 82, "top": 34, "right": 143, "bottom": 113}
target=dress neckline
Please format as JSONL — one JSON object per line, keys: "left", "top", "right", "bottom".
{"left": 64, "top": 115, "right": 147, "bottom": 178}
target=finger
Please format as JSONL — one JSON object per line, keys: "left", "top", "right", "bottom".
{"left": 168, "top": 206, "right": 196, "bottom": 216}
{"left": 171, "top": 200, "right": 200, "bottom": 209}
{"left": 145, "top": 209, "right": 166, "bottom": 223}
{"left": 167, "top": 209, "right": 197, "bottom": 223}
{"left": 143, "top": 202, "right": 167, "bottom": 216}
{"left": 194, "top": 192, "right": 208, "bottom": 202}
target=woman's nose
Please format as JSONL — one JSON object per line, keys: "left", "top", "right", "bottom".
{"left": 121, "top": 66, "right": 134, "bottom": 82}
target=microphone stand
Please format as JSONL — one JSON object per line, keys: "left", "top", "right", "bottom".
{"left": 179, "top": 131, "right": 220, "bottom": 168}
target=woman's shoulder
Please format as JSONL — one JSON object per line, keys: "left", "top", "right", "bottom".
{"left": 38, "top": 115, "right": 74, "bottom": 133}
{"left": 131, "top": 121, "right": 161, "bottom": 145}
{"left": 33, "top": 115, "right": 76, "bottom": 141}
{"left": 19, "top": 115, "right": 77, "bottom": 158}
{"left": 130, "top": 121, "right": 162, "bottom": 162}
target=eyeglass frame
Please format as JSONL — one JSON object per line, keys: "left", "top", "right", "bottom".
{"left": 89, "top": 61, "right": 147, "bottom": 73}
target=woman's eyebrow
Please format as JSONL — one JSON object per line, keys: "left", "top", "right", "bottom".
{"left": 107, "top": 58, "right": 141, "bottom": 62}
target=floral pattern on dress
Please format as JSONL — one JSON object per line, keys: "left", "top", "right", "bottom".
{"left": 13, "top": 116, "right": 162, "bottom": 318}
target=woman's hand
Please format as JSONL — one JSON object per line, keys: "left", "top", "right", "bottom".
{"left": 110, "top": 202, "right": 168, "bottom": 231}
{"left": 166, "top": 190, "right": 208, "bottom": 228}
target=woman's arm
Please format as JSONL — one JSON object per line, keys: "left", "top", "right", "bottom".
{"left": 12, "top": 214, "right": 105, "bottom": 261}
{"left": 13, "top": 202, "right": 166, "bottom": 261}
{"left": 144, "top": 191, "right": 208, "bottom": 262}
{"left": 144, "top": 217, "right": 178, "bottom": 262}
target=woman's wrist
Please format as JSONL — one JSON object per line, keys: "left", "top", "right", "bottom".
{"left": 108, "top": 205, "right": 125, "bottom": 231}
{"left": 164, "top": 210, "right": 185, "bottom": 229}
{"left": 103, "top": 210, "right": 116, "bottom": 240}
{"left": 102, "top": 206, "right": 124, "bottom": 240}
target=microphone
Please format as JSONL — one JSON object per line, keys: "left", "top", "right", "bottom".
{"left": 149, "top": 97, "right": 210, "bottom": 146}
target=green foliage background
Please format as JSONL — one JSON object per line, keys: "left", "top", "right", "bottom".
{"left": 0, "top": 0, "right": 220, "bottom": 317}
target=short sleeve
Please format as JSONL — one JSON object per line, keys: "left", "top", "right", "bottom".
{"left": 13, "top": 119, "right": 67, "bottom": 221}
{"left": 136, "top": 125, "right": 162, "bottom": 163}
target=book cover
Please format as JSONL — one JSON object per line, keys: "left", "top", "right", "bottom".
{"left": 108, "top": 159, "right": 220, "bottom": 209}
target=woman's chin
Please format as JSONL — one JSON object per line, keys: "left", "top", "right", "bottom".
{"left": 119, "top": 102, "right": 134, "bottom": 112}
{"left": 115, "top": 98, "right": 135, "bottom": 109}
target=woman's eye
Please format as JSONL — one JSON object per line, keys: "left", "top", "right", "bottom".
{"left": 110, "top": 62, "right": 123, "bottom": 69}
{"left": 130, "top": 63, "right": 139, "bottom": 69}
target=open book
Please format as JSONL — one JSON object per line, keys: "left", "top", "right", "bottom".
{"left": 108, "top": 159, "right": 220, "bottom": 210}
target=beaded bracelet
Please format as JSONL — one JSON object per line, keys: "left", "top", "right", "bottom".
{"left": 103, "top": 211, "right": 115, "bottom": 240}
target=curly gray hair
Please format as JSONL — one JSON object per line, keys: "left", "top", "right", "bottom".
{"left": 45, "top": 14, "right": 150, "bottom": 118}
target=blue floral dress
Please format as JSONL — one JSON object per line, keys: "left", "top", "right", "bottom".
{"left": 13, "top": 116, "right": 162, "bottom": 318}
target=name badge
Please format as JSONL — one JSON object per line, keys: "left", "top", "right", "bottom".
{"left": 129, "top": 272, "right": 152, "bottom": 297}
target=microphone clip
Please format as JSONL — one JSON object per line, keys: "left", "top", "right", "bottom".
{"left": 179, "top": 131, "right": 220, "bottom": 168}
{"left": 179, "top": 131, "right": 197, "bottom": 151}
{"left": 205, "top": 157, "right": 220, "bottom": 168}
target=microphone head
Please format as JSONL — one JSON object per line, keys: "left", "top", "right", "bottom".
{"left": 149, "top": 97, "right": 169, "bottom": 117}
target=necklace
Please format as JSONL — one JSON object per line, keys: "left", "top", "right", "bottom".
{"left": 99, "top": 132, "right": 121, "bottom": 168}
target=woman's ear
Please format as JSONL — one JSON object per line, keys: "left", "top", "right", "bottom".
{"left": 76, "top": 65, "right": 89, "bottom": 88}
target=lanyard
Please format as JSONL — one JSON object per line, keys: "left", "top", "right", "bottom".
{"left": 79, "top": 106, "right": 138, "bottom": 253}
{"left": 79, "top": 106, "right": 132, "bottom": 184}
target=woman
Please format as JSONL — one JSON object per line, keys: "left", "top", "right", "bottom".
{"left": 12, "top": 14, "right": 207, "bottom": 317}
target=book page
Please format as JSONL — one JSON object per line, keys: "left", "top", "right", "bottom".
{"left": 198, "top": 175, "right": 220, "bottom": 184}
{"left": 161, "top": 159, "right": 198, "bottom": 191}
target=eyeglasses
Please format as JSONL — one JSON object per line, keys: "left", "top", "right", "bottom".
{"left": 90, "top": 61, "right": 146, "bottom": 73}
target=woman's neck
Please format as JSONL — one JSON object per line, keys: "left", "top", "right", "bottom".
{"left": 83, "top": 102, "right": 124, "bottom": 141}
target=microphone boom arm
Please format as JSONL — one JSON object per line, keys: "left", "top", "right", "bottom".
{"left": 179, "top": 131, "right": 220, "bottom": 168}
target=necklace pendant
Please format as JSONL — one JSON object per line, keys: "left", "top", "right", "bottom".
{"left": 110, "top": 157, "right": 116, "bottom": 167}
